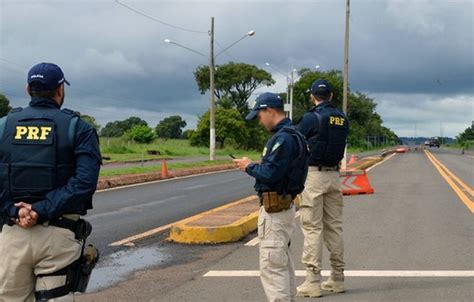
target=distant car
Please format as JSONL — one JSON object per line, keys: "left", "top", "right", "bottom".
{"left": 429, "top": 138, "right": 440, "bottom": 148}
{"left": 424, "top": 140, "right": 430, "bottom": 146}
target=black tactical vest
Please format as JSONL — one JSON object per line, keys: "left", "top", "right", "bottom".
{"left": 307, "top": 103, "right": 349, "bottom": 167}
{"left": 256, "top": 125, "right": 309, "bottom": 196}
{"left": 0, "top": 106, "right": 78, "bottom": 203}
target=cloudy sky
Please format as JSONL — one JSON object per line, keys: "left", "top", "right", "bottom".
{"left": 0, "top": 0, "right": 472, "bottom": 137}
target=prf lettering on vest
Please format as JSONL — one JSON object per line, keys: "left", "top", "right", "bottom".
{"left": 329, "top": 116, "right": 345, "bottom": 126}
{"left": 15, "top": 126, "right": 52, "bottom": 140}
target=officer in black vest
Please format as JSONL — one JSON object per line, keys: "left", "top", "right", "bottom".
{"left": 0, "top": 63, "right": 102, "bottom": 301}
{"left": 296, "top": 79, "right": 349, "bottom": 298}
{"left": 233, "top": 92, "right": 308, "bottom": 302}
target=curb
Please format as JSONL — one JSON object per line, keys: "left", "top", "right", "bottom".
{"left": 97, "top": 164, "right": 236, "bottom": 190}
{"left": 168, "top": 196, "right": 259, "bottom": 244}
{"left": 347, "top": 156, "right": 383, "bottom": 170}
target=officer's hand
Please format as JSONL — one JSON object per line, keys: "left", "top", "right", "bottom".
{"left": 233, "top": 157, "right": 252, "bottom": 172}
{"left": 14, "top": 202, "right": 39, "bottom": 229}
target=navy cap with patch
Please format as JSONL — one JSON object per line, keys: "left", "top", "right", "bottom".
{"left": 311, "top": 79, "right": 332, "bottom": 97}
{"left": 245, "top": 92, "right": 284, "bottom": 120}
{"left": 27, "top": 62, "right": 70, "bottom": 92}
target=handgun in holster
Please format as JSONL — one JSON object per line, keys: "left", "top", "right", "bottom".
{"left": 35, "top": 219, "right": 100, "bottom": 301}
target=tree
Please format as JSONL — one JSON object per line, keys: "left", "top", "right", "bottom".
{"left": 100, "top": 116, "right": 148, "bottom": 137}
{"left": 155, "top": 115, "right": 187, "bottom": 139}
{"left": 181, "top": 129, "right": 195, "bottom": 140}
{"left": 194, "top": 62, "right": 275, "bottom": 116}
{"left": 124, "top": 125, "right": 156, "bottom": 144}
{"left": 456, "top": 122, "right": 474, "bottom": 143}
{"left": 74, "top": 111, "right": 101, "bottom": 131}
{"left": 0, "top": 93, "right": 12, "bottom": 118}
{"left": 81, "top": 115, "right": 101, "bottom": 131}
{"left": 190, "top": 108, "right": 249, "bottom": 148}
{"left": 291, "top": 69, "right": 398, "bottom": 148}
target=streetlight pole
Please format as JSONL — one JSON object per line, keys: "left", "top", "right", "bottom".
{"left": 209, "top": 17, "right": 216, "bottom": 161}
{"left": 341, "top": 0, "right": 350, "bottom": 170}
{"left": 289, "top": 69, "right": 296, "bottom": 120}
{"left": 165, "top": 21, "right": 255, "bottom": 161}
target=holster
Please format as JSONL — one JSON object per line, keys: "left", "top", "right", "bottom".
{"left": 261, "top": 192, "right": 293, "bottom": 213}
{"left": 35, "top": 219, "right": 99, "bottom": 301}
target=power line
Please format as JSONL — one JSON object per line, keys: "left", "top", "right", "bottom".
{"left": 115, "top": 0, "right": 208, "bottom": 35}
{"left": 215, "top": 40, "right": 238, "bottom": 62}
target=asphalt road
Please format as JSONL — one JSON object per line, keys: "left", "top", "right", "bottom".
{"left": 150, "top": 148, "right": 474, "bottom": 302}
{"left": 88, "top": 169, "right": 255, "bottom": 256}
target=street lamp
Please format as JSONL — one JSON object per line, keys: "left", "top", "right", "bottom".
{"left": 165, "top": 19, "right": 255, "bottom": 160}
{"left": 264, "top": 63, "right": 324, "bottom": 120}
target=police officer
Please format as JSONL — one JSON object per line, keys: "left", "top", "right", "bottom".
{"left": 233, "top": 92, "right": 308, "bottom": 302}
{"left": 0, "top": 62, "right": 102, "bottom": 301}
{"left": 296, "top": 79, "right": 349, "bottom": 298}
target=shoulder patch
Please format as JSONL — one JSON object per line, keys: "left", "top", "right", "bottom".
{"left": 271, "top": 142, "right": 282, "bottom": 153}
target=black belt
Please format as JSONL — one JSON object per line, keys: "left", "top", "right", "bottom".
{"left": 0, "top": 216, "right": 15, "bottom": 228}
{"left": 47, "top": 217, "right": 78, "bottom": 233}
{"left": 0, "top": 215, "right": 77, "bottom": 233}
{"left": 315, "top": 165, "right": 339, "bottom": 171}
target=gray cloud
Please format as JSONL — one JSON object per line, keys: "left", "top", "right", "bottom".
{"left": 0, "top": 0, "right": 472, "bottom": 136}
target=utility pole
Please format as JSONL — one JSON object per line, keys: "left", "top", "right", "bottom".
{"left": 440, "top": 121, "right": 443, "bottom": 145}
{"left": 209, "top": 17, "right": 216, "bottom": 161}
{"left": 341, "top": 0, "right": 350, "bottom": 170}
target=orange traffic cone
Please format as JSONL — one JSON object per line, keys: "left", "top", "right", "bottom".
{"left": 161, "top": 159, "right": 169, "bottom": 178}
{"left": 339, "top": 169, "right": 374, "bottom": 195}
{"left": 348, "top": 154, "right": 358, "bottom": 165}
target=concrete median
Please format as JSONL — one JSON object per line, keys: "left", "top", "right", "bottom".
{"left": 169, "top": 196, "right": 259, "bottom": 244}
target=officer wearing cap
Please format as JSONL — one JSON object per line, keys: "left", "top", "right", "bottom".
{"left": 296, "top": 79, "right": 349, "bottom": 298}
{"left": 0, "top": 63, "right": 102, "bottom": 301}
{"left": 234, "top": 92, "right": 308, "bottom": 302}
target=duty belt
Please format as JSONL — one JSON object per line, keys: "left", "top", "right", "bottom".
{"left": 315, "top": 165, "right": 340, "bottom": 171}
{"left": 0, "top": 215, "right": 15, "bottom": 232}
{"left": 259, "top": 192, "right": 294, "bottom": 213}
{"left": 0, "top": 214, "right": 80, "bottom": 234}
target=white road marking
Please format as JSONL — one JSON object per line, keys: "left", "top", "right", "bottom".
{"left": 366, "top": 153, "right": 397, "bottom": 172}
{"left": 244, "top": 237, "right": 260, "bottom": 246}
{"left": 204, "top": 270, "right": 474, "bottom": 278}
{"left": 109, "top": 222, "right": 174, "bottom": 246}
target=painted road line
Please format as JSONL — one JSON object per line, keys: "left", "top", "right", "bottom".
{"left": 245, "top": 210, "right": 300, "bottom": 247}
{"left": 97, "top": 168, "right": 238, "bottom": 193}
{"left": 109, "top": 195, "right": 257, "bottom": 247}
{"left": 109, "top": 222, "right": 174, "bottom": 247}
{"left": 204, "top": 270, "right": 474, "bottom": 278}
{"left": 366, "top": 153, "right": 397, "bottom": 172}
{"left": 426, "top": 150, "right": 473, "bottom": 196}
{"left": 424, "top": 150, "right": 474, "bottom": 213}
{"left": 244, "top": 237, "right": 260, "bottom": 246}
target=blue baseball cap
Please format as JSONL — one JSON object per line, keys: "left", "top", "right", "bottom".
{"left": 245, "top": 92, "right": 284, "bottom": 120}
{"left": 27, "top": 62, "right": 70, "bottom": 92}
{"left": 311, "top": 79, "right": 332, "bottom": 97}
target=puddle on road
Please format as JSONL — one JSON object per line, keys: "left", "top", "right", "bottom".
{"left": 87, "top": 245, "right": 171, "bottom": 292}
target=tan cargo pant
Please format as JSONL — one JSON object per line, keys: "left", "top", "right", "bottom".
{"left": 0, "top": 224, "right": 82, "bottom": 302}
{"left": 258, "top": 205, "right": 296, "bottom": 302}
{"left": 300, "top": 167, "right": 345, "bottom": 281}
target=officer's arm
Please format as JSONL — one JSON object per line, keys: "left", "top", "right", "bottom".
{"left": 246, "top": 137, "right": 292, "bottom": 183}
{"left": 32, "top": 121, "right": 102, "bottom": 221}
{"left": 0, "top": 191, "right": 19, "bottom": 218}
{"left": 296, "top": 113, "right": 318, "bottom": 138}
